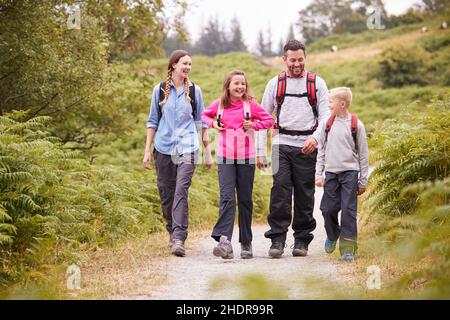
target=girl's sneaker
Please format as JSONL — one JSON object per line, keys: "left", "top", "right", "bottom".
{"left": 213, "top": 235, "right": 234, "bottom": 259}
{"left": 240, "top": 243, "right": 253, "bottom": 259}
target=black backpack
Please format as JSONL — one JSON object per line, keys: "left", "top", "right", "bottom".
{"left": 157, "top": 81, "right": 196, "bottom": 123}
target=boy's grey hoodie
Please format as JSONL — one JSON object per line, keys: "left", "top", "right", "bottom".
{"left": 315, "top": 114, "right": 369, "bottom": 187}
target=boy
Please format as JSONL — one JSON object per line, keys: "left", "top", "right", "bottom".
{"left": 315, "top": 87, "right": 369, "bottom": 261}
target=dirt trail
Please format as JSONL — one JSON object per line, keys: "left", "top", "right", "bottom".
{"left": 120, "top": 187, "right": 354, "bottom": 300}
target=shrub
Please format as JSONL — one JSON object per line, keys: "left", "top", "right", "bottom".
{"left": 377, "top": 45, "right": 430, "bottom": 87}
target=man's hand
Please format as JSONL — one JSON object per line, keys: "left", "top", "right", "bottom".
{"left": 357, "top": 187, "right": 366, "bottom": 196}
{"left": 256, "top": 156, "right": 268, "bottom": 170}
{"left": 143, "top": 150, "right": 152, "bottom": 169}
{"left": 315, "top": 177, "right": 324, "bottom": 187}
{"left": 301, "top": 137, "right": 317, "bottom": 154}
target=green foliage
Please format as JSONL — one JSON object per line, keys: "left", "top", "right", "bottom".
{"left": 377, "top": 45, "right": 430, "bottom": 87}
{"left": 0, "top": 1, "right": 111, "bottom": 149}
{"left": 367, "top": 98, "right": 449, "bottom": 216}
{"left": 0, "top": 112, "right": 166, "bottom": 290}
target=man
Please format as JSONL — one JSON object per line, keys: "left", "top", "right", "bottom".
{"left": 256, "top": 40, "right": 330, "bottom": 258}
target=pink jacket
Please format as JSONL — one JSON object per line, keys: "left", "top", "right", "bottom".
{"left": 202, "top": 98, "right": 275, "bottom": 159}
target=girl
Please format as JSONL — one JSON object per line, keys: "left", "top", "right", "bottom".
{"left": 143, "top": 50, "right": 213, "bottom": 257}
{"left": 202, "top": 70, "right": 275, "bottom": 259}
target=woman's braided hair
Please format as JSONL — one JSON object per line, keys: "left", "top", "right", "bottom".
{"left": 159, "top": 50, "right": 192, "bottom": 107}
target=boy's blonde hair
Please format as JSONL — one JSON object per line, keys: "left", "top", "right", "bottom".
{"left": 329, "top": 87, "right": 352, "bottom": 107}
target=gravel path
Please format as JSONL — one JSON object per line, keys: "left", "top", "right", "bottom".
{"left": 127, "top": 187, "right": 352, "bottom": 299}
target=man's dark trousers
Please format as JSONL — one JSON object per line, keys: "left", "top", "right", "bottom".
{"left": 264, "top": 144, "right": 317, "bottom": 245}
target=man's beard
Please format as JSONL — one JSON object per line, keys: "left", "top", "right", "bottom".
{"left": 289, "top": 65, "right": 304, "bottom": 77}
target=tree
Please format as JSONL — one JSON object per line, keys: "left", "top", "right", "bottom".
{"left": 256, "top": 29, "right": 268, "bottom": 57}
{"left": 266, "top": 25, "right": 275, "bottom": 57}
{"left": 0, "top": 1, "right": 116, "bottom": 149}
{"left": 297, "top": 0, "right": 387, "bottom": 43}
{"left": 287, "top": 24, "right": 296, "bottom": 42}
{"left": 83, "top": 0, "right": 183, "bottom": 61}
{"left": 195, "top": 16, "right": 228, "bottom": 56}
{"left": 297, "top": 0, "right": 334, "bottom": 43}
{"left": 228, "top": 16, "right": 247, "bottom": 52}
{"left": 414, "top": 0, "right": 450, "bottom": 13}
{"left": 277, "top": 38, "right": 285, "bottom": 56}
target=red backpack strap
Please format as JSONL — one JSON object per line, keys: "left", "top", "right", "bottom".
{"left": 306, "top": 72, "right": 318, "bottom": 119}
{"left": 351, "top": 113, "right": 358, "bottom": 151}
{"left": 275, "top": 72, "right": 287, "bottom": 128}
{"left": 324, "top": 114, "right": 336, "bottom": 143}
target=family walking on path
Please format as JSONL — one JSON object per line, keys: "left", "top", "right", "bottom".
{"left": 143, "top": 40, "right": 369, "bottom": 262}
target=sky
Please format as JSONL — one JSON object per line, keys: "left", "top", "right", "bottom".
{"left": 177, "top": 0, "right": 418, "bottom": 52}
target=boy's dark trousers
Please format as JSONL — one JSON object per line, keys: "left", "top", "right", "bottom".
{"left": 154, "top": 149, "right": 196, "bottom": 242}
{"left": 320, "top": 170, "right": 359, "bottom": 254}
{"left": 211, "top": 160, "right": 255, "bottom": 244}
{"left": 264, "top": 144, "right": 317, "bottom": 245}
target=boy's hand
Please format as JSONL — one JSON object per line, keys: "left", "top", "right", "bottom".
{"left": 242, "top": 119, "right": 253, "bottom": 130}
{"left": 357, "top": 187, "right": 366, "bottom": 195}
{"left": 315, "top": 178, "right": 324, "bottom": 187}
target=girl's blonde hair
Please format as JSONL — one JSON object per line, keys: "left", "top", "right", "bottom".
{"left": 329, "top": 87, "right": 352, "bottom": 107}
{"left": 220, "top": 70, "right": 254, "bottom": 108}
{"left": 159, "top": 50, "right": 192, "bottom": 107}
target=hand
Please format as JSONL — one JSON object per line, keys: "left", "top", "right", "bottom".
{"left": 301, "top": 137, "right": 317, "bottom": 154}
{"left": 212, "top": 120, "right": 225, "bottom": 131}
{"left": 204, "top": 151, "right": 213, "bottom": 170}
{"left": 315, "top": 178, "right": 324, "bottom": 187}
{"left": 272, "top": 128, "right": 279, "bottom": 137}
{"left": 242, "top": 119, "right": 253, "bottom": 130}
{"left": 256, "top": 156, "right": 268, "bottom": 170}
{"left": 357, "top": 187, "right": 366, "bottom": 196}
{"left": 143, "top": 150, "right": 152, "bottom": 169}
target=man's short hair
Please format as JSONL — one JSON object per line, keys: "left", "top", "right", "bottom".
{"left": 283, "top": 40, "right": 306, "bottom": 56}
{"left": 329, "top": 87, "right": 353, "bottom": 107}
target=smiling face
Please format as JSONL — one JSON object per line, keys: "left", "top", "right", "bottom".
{"left": 171, "top": 55, "right": 192, "bottom": 79}
{"left": 283, "top": 49, "right": 306, "bottom": 77}
{"left": 328, "top": 95, "right": 347, "bottom": 116}
{"left": 228, "top": 75, "right": 247, "bottom": 100}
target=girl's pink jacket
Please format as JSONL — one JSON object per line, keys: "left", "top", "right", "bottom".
{"left": 202, "top": 98, "right": 275, "bottom": 159}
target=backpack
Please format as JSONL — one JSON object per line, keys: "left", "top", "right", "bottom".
{"left": 157, "top": 81, "right": 196, "bottom": 123}
{"left": 324, "top": 114, "right": 359, "bottom": 152}
{"left": 216, "top": 100, "right": 251, "bottom": 129}
{"left": 274, "top": 71, "right": 318, "bottom": 135}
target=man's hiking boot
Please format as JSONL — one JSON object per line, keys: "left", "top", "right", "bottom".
{"left": 324, "top": 239, "right": 337, "bottom": 254}
{"left": 171, "top": 239, "right": 185, "bottom": 257}
{"left": 213, "top": 235, "right": 234, "bottom": 259}
{"left": 168, "top": 233, "right": 173, "bottom": 248}
{"left": 240, "top": 243, "right": 253, "bottom": 259}
{"left": 292, "top": 240, "right": 308, "bottom": 257}
{"left": 268, "top": 241, "right": 285, "bottom": 258}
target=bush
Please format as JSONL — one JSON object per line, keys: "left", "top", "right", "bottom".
{"left": 377, "top": 45, "right": 430, "bottom": 87}
{"left": 367, "top": 97, "right": 449, "bottom": 216}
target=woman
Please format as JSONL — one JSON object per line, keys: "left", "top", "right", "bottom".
{"left": 143, "top": 50, "right": 212, "bottom": 257}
